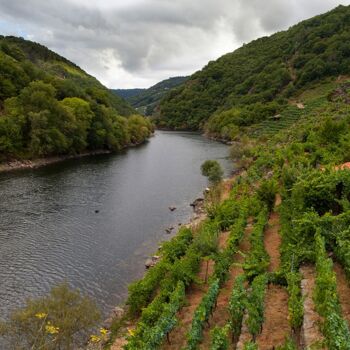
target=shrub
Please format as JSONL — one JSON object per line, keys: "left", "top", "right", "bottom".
{"left": 201, "top": 160, "right": 224, "bottom": 184}
{"left": 0, "top": 283, "right": 100, "bottom": 349}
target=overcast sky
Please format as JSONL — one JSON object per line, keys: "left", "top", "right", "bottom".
{"left": 0, "top": 0, "right": 349, "bottom": 89}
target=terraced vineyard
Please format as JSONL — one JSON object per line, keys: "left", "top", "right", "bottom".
{"left": 250, "top": 97, "right": 328, "bottom": 138}
{"left": 108, "top": 167, "right": 350, "bottom": 349}
{"left": 106, "top": 81, "right": 350, "bottom": 350}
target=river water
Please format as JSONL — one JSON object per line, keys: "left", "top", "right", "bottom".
{"left": 0, "top": 131, "right": 232, "bottom": 320}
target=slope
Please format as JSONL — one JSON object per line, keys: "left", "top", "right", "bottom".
{"left": 0, "top": 36, "right": 153, "bottom": 161}
{"left": 157, "top": 5, "right": 350, "bottom": 133}
{"left": 113, "top": 76, "right": 188, "bottom": 116}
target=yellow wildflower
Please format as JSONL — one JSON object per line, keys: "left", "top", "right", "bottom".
{"left": 45, "top": 322, "right": 59, "bottom": 335}
{"left": 35, "top": 312, "right": 47, "bottom": 319}
{"left": 100, "top": 328, "right": 108, "bottom": 335}
{"left": 90, "top": 334, "right": 101, "bottom": 343}
{"left": 128, "top": 328, "right": 135, "bottom": 337}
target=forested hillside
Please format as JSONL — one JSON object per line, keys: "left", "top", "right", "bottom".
{"left": 112, "top": 88, "right": 146, "bottom": 100}
{"left": 114, "top": 76, "right": 188, "bottom": 116}
{"left": 104, "top": 6, "right": 350, "bottom": 349}
{"left": 0, "top": 36, "right": 153, "bottom": 161}
{"left": 157, "top": 5, "right": 350, "bottom": 134}
{"left": 109, "top": 56, "right": 350, "bottom": 350}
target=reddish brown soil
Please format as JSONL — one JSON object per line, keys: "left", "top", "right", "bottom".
{"left": 300, "top": 265, "right": 325, "bottom": 349}
{"left": 265, "top": 194, "right": 282, "bottom": 272}
{"left": 110, "top": 336, "right": 128, "bottom": 350}
{"left": 218, "top": 231, "right": 230, "bottom": 251}
{"left": 198, "top": 218, "right": 254, "bottom": 349}
{"left": 334, "top": 262, "right": 350, "bottom": 325}
{"left": 161, "top": 259, "right": 215, "bottom": 349}
{"left": 256, "top": 284, "right": 290, "bottom": 349}
{"left": 264, "top": 211, "right": 281, "bottom": 272}
{"left": 256, "top": 195, "right": 291, "bottom": 349}
{"left": 221, "top": 178, "right": 235, "bottom": 201}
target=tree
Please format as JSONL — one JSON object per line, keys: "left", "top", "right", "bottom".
{"left": 201, "top": 160, "right": 224, "bottom": 184}
{"left": 0, "top": 283, "right": 100, "bottom": 350}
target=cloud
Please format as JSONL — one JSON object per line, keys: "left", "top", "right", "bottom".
{"left": 0, "top": 0, "right": 349, "bottom": 88}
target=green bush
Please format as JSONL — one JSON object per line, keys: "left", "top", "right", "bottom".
{"left": 210, "top": 325, "right": 229, "bottom": 350}
{"left": 201, "top": 160, "right": 224, "bottom": 184}
{"left": 0, "top": 283, "right": 100, "bottom": 349}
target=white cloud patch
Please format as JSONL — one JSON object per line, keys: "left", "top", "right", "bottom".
{"left": 0, "top": 0, "right": 349, "bottom": 88}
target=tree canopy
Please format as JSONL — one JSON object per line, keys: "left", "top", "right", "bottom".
{"left": 0, "top": 36, "right": 154, "bottom": 161}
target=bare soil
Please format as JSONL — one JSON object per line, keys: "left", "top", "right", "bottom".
{"left": 161, "top": 259, "right": 215, "bottom": 349}
{"left": 199, "top": 218, "right": 253, "bottom": 349}
{"left": 110, "top": 336, "right": 128, "bottom": 350}
{"left": 256, "top": 284, "right": 291, "bottom": 349}
{"left": 256, "top": 195, "right": 291, "bottom": 349}
{"left": 218, "top": 231, "right": 230, "bottom": 251}
{"left": 221, "top": 178, "right": 235, "bottom": 201}
{"left": 264, "top": 210, "right": 282, "bottom": 273}
{"left": 300, "top": 265, "right": 326, "bottom": 349}
{"left": 334, "top": 262, "right": 350, "bottom": 325}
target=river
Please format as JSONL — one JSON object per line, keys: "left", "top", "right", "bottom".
{"left": 0, "top": 131, "right": 232, "bottom": 320}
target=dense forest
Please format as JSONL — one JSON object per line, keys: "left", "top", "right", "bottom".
{"left": 157, "top": 5, "right": 350, "bottom": 137}
{"left": 113, "top": 76, "right": 188, "bottom": 116}
{"left": 0, "top": 36, "right": 153, "bottom": 161}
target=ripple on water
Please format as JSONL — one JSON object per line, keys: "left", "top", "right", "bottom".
{"left": 0, "top": 132, "right": 232, "bottom": 320}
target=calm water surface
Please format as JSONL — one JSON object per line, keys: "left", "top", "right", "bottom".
{"left": 0, "top": 131, "right": 231, "bottom": 320}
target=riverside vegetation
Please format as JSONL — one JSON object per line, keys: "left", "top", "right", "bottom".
{"left": 107, "top": 5, "right": 350, "bottom": 350}
{"left": 108, "top": 72, "right": 350, "bottom": 348}
{"left": 0, "top": 36, "right": 153, "bottom": 162}
{"left": 3, "top": 4, "right": 350, "bottom": 350}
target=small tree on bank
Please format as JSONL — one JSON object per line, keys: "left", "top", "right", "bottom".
{"left": 201, "top": 160, "right": 224, "bottom": 217}
{"left": 201, "top": 160, "right": 224, "bottom": 185}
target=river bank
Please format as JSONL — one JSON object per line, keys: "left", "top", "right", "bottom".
{"left": 105, "top": 175, "right": 238, "bottom": 349}
{"left": 0, "top": 150, "right": 112, "bottom": 173}
{"left": 0, "top": 136, "right": 155, "bottom": 174}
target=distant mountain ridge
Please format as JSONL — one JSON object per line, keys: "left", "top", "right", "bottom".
{"left": 113, "top": 88, "right": 146, "bottom": 100}
{"left": 112, "top": 76, "right": 188, "bottom": 115}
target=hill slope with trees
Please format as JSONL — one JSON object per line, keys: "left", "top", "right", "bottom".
{"left": 113, "top": 76, "right": 188, "bottom": 116}
{"left": 0, "top": 36, "right": 153, "bottom": 162}
{"left": 157, "top": 5, "right": 350, "bottom": 134}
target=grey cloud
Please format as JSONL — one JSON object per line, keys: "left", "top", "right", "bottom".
{"left": 0, "top": 0, "right": 349, "bottom": 88}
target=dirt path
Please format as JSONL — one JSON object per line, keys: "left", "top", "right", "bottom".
{"left": 221, "top": 177, "right": 236, "bottom": 201}
{"left": 334, "top": 262, "right": 350, "bottom": 325}
{"left": 110, "top": 336, "right": 128, "bottom": 350}
{"left": 256, "top": 195, "right": 291, "bottom": 349}
{"left": 300, "top": 265, "right": 325, "bottom": 349}
{"left": 218, "top": 231, "right": 230, "bottom": 251}
{"left": 264, "top": 203, "right": 282, "bottom": 273}
{"left": 161, "top": 259, "right": 215, "bottom": 350}
{"left": 256, "top": 284, "right": 290, "bottom": 349}
{"left": 199, "top": 218, "right": 253, "bottom": 349}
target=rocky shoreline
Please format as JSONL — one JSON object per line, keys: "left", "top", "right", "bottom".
{"left": 101, "top": 177, "right": 237, "bottom": 349}
{"left": 0, "top": 150, "right": 113, "bottom": 174}
{"left": 0, "top": 137, "right": 154, "bottom": 174}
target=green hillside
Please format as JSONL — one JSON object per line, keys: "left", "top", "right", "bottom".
{"left": 0, "top": 36, "right": 153, "bottom": 161}
{"left": 112, "top": 88, "right": 146, "bottom": 100}
{"left": 113, "top": 76, "right": 188, "bottom": 116}
{"left": 157, "top": 5, "right": 350, "bottom": 135}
